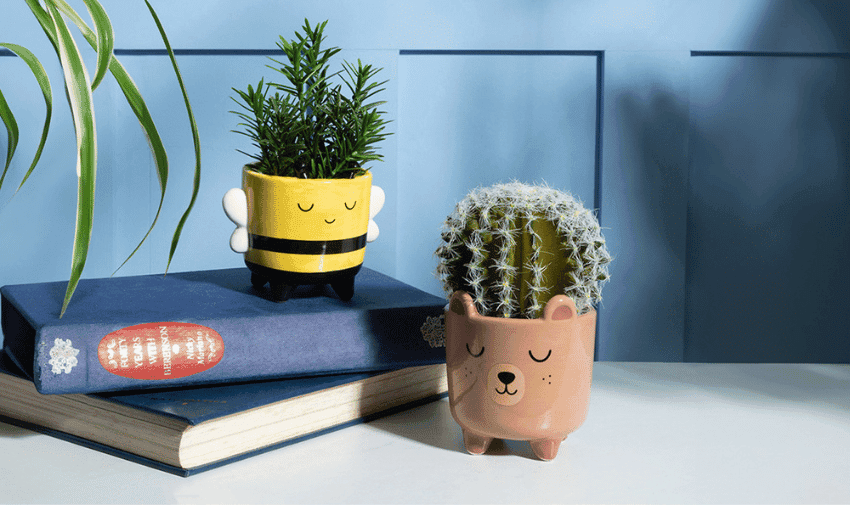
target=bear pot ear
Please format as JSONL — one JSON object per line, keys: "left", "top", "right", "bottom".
{"left": 449, "top": 291, "right": 479, "bottom": 317}
{"left": 543, "top": 295, "right": 576, "bottom": 321}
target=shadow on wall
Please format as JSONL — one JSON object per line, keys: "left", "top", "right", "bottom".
{"left": 615, "top": 90, "right": 688, "bottom": 270}
{"left": 602, "top": 67, "right": 690, "bottom": 363}
{"left": 610, "top": 1, "right": 849, "bottom": 363}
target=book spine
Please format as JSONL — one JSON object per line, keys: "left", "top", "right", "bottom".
{"left": 1, "top": 295, "right": 36, "bottom": 379}
{"left": 2, "top": 296, "right": 445, "bottom": 394}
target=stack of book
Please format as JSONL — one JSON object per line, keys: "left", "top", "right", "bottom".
{"left": 0, "top": 267, "right": 448, "bottom": 476}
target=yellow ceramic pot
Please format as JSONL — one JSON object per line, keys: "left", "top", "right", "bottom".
{"left": 445, "top": 291, "right": 596, "bottom": 461}
{"left": 223, "top": 167, "right": 381, "bottom": 301}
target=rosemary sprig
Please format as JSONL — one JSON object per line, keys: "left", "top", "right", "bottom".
{"left": 231, "top": 20, "right": 391, "bottom": 179}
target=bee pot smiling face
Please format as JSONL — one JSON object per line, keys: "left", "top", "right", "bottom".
{"left": 296, "top": 199, "right": 357, "bottom": 226}
{"left": 281, "top": 178, "right": 371, "bottom": 241}
{"left": 243, "top": 170, "right": 372, "bottom": 273}
{"left": 244, "top": 171, "right": 371, "bottom": 241}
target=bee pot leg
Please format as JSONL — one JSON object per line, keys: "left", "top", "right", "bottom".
{"left": 270, "top": 282, "right": 296, "bottom": 302}
{"left": 250, "top": 272, "right": 267, "bottom": 289}
{"left": 330, "top": 275, "right": 356, "bottom": 302}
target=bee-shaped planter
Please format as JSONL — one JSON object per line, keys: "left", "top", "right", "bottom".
{"left": 223, "top": 167, "right": 384, "bottom": 301}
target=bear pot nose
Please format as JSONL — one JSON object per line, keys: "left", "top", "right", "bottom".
{"left": 497, "top": 372, "right": 515, "bottom": 385}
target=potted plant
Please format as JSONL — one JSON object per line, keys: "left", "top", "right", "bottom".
{"left": 434, "top": 181, "right": 611, "bottom": 460}
{"left": 223, "top": 20, "right": 389, "bottom": 302}
{"left": 0, "top": 0, "right": 201, "bottom": 316}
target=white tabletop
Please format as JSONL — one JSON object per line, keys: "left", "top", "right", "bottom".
{"left": 1, "top": 362, "right": 848, "bottom": 504}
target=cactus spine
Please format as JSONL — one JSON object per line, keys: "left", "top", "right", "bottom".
{"left": 436, "top": 182, "right": 611, "bottom": 318}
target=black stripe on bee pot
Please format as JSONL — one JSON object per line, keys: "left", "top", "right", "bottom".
{"left": 249, "top": 234, "right": 367, "bottom": 255}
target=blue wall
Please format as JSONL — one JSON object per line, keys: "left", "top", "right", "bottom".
{"left": 1, "top": 1, "right": 848, "bottom": 362}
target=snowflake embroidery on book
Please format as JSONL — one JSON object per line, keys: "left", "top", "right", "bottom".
{"left": 48, "top": 338, "right": 80, "bottom": 374}
{"left": 420, "top": 315, "right": 445, "bottom": 348}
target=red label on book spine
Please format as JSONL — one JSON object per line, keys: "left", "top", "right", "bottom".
{"left": 97, "top": 322, "right": 224, "bottom": 380}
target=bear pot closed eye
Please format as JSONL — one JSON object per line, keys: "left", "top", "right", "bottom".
{"left": 444, "top": 290, "right": 596, "bottom": 461}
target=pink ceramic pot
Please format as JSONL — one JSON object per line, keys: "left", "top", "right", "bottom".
{"left": 445, "top": 291, "right": 596, "bottom": 461}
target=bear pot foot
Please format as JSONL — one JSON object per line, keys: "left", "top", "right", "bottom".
{"left": 529, "top": 439, "right": 562, "bottom": 461}
{"left": 462, "top": 430, "right": 493, "bottom": 455}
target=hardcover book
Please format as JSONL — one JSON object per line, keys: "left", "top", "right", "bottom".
{"left": 0, "top": 350, "right": 448, "bottom": 476}
{"left": 1, "top": 267, "right": 447, "bottom": 394}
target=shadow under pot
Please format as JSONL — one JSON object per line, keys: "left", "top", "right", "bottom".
{"left": 445, "top": 290, "right": 596, "bottom": 461}
{"left": 223, "top": 167, "right": 383, "bottom": 301}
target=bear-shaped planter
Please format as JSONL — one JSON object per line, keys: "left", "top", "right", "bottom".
{"left": 445, "top": 291, "right": 596, "bottom": 461}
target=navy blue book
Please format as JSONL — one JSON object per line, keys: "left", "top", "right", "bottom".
{"left": 1, "top": 267, "right": 447, "bottom": 394}
{"left": 0, "top": 350, "right": 447, "bottom": 476}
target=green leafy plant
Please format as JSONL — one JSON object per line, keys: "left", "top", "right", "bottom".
{"left": 0, "top": 0, "right": 201, "bottom": 316}
{"left": 435, "top": 182, "right": 612, "bottom": 318}
{"left": 231, "top": 19, "right": 390, "bottom": 179}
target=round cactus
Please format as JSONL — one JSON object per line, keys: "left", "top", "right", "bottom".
{"left": 435, "top": 181, "right": 611, "bottom": 318}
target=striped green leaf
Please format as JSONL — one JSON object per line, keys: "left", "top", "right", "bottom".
{"left": 23, "top": 0, "right": 58, "bottom": 52}
{"left": 20, "top": 0, "right": 198, "bottom": 314}
{"left": 0, "top": 43, "right": 53, "bottom": 194}
{"left": 45, "top": 1, "right": 97, "bottom": 317}
{"left": 0, "top": 88, "right": 18, "bottom": 190}
{"left": 81, "top": 0, "right": 113, "bottom": 91}
{"left": 144, "top": 0, "right": 202, "bottom": 274}
{"left": 53, "top": 0, "right": 171, "bottom": 277}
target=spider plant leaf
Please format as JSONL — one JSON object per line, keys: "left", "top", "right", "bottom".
{"left": 81, "top": 0, "right": 113, "bottom": 92}
{"left": 0, "top": 88, "right": 19, "bottom": 191}
{"left": 0, "top": 43, "right": 53, "bottom": 194}
{"left": 23, "top": 0, "right": 58, "bottom": 53}
{"left": 143, "top": 0, "right": 201, "bottom": 274}
{"left": 53, "top": 0, "right": 171, "bottom": 276}
{"left": 47, "top": 2, "right": 97, "bottom": 317}
{"left": 105, "top": 58, "right": 171, "bottom": 275}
